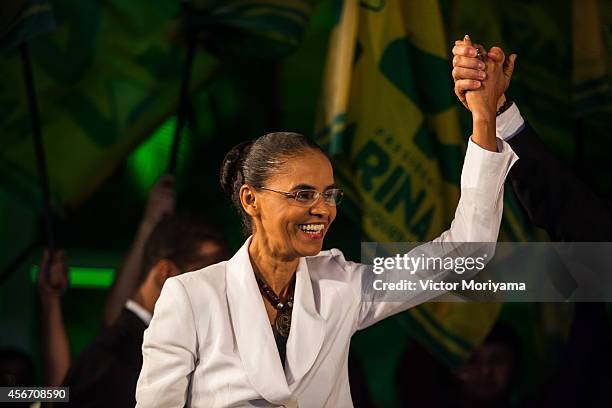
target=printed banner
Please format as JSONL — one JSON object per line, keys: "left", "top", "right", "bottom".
{"left": 316, "top": 0, "right": 533, "bottom": 368}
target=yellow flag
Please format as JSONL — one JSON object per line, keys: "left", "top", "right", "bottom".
{"left": 316, "top": 0, "right": 504, "bottom": 367}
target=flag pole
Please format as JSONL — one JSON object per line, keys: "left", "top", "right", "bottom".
{"left": 20, "top": 41, "right": 56, "bottom": 253}
{"left": 168, "top": 36, "right": 196, "bottom": 174}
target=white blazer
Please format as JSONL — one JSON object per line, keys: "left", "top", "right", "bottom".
{"left": 136, "top": 138, "right": 517, "bottom": 407}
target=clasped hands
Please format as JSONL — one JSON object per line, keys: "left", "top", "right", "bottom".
{"left": 451, "top": 35, "right": 517, "bottom": 117}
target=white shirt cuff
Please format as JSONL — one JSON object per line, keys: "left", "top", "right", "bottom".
{"left": 496, "top": 103, "right": 525, "bottom": 141}
{"left": 461, "top": 137, "right": 519, "bottom": 206}
{"left": 126, "top": 299, "right": 153, "bottom": 326}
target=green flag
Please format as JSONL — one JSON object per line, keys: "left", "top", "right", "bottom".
{"left": 0, "top": 0, "right": 218, "bottom": 209}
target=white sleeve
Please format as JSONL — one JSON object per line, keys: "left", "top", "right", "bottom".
{"left": 356, "top": 138, "right": 518, "bottom": 330}
{"left": 435, "top": 137, "right": 518, "bottom": 243}
{"left": 496, "top": 103, "right": 525, "bottom": 141}
{"left": 136, "top": 278, "right": 197, "bottom": 407}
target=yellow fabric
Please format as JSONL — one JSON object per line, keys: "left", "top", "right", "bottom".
{"left": 316, "top": 0, "right": 503, "bottom": 365}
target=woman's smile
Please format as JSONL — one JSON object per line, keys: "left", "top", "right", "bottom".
{"left": 297, "top": 222, "right": 327, "bottom": 239}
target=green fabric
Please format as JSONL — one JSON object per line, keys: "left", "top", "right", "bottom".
{"left": 0, "top": 0, "right": 55, "bottom": 51}
{"left": 188, "top": 0, "right": 318, "bottom": 58}
{"left": 0, "top": 0, "right": 218, "bottom": 209}
{"left": 442, "top": 0, "right": 609, "bottom": 159}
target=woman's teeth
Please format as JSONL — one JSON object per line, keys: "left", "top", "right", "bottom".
{"left": 299, "top": 224, "right": 325, "bottom": 233}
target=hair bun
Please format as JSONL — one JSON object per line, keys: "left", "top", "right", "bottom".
{"left": 219, "top": 140, "right": 253, "bottom": 197}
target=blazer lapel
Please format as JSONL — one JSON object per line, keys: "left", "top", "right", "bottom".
{"left": 285, "top": 257, "right": 326, "bottom": 386}
{"left": 226, "top": 238, "right": 292, "bottom": 404}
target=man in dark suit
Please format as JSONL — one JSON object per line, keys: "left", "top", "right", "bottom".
{"left": 451, "top": 37, "right": 612, "bottom": 407}
{"left": 501, "top": 118, "right": 612, "bottom": 241}
{"left": 451, "top": 35, "right": 612, "bottom": 241}
{"left": 62, "top": 215, "right": 229, "bottom": 407}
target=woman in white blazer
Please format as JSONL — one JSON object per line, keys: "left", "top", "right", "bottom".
{"left": 136, "top": 48, "right": 517, "bottom": 407}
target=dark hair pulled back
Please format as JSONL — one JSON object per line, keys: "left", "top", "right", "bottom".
{"left": 219, "top": 132, "right": 325, "bottom": 235}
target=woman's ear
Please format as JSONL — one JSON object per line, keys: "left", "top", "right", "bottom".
{"left": 239, "top": 185, "right": 258, "bottom": 217}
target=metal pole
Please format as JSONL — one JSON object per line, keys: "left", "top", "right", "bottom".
{"left": 168, "top": 37, "right": 196, "bottom": 174}
{"left": 20, "top": 41, "right": 56, "bottom": 253}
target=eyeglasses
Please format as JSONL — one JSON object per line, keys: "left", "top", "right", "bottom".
{"left": 258, "top": 186, "right": 344, "bottom": 206}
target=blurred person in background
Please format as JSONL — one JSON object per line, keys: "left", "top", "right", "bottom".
{"left": 453, "top": 323, "right": 520, "bottom": 408}
{"left": 103, "top": 173, "right": 176, "bottom": 327}
{"left": 0, "top": 348, "right": 37, "bottom": 407}
{"left": 37, "top": 249, "right": 71, "bottom": 388}
{"left": 395, "top": 323, "right": 521, "bottom": 408}
{"left": 62, "top": 214, "right": 229, "bottom": 408}
{"left": 35, "top": 173, "right": 180, "bottom": 391}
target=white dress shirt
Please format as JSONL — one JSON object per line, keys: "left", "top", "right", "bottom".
{"left": 496, "top": 102, "right": 525, "bottom": 141}
{"left": 136, "top": 138, "right": 518, "bottom": 408}
{"left": 125, "top": 299, "right": 152, "bottom": 327}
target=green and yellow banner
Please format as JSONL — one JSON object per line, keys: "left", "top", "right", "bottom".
{"left": 0, "top": 1, "right": 219, "bottom": 209}
{"left": 316, "top": 0, "right": 531, "bottom": 370}
{"left": 2, "top": 2, "right": 222, "bottom": 209}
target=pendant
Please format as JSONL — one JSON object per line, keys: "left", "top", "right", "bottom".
{"left": 275, "top": 310, "right": 292, "bottom": 338}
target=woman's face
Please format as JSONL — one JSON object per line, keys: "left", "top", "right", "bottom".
{"left": 253, "top": 149, "right": 337, "bottom": 260}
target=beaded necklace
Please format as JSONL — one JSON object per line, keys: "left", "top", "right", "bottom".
{"left": 254, "top": 273, "right": 295, "bottom": 338}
